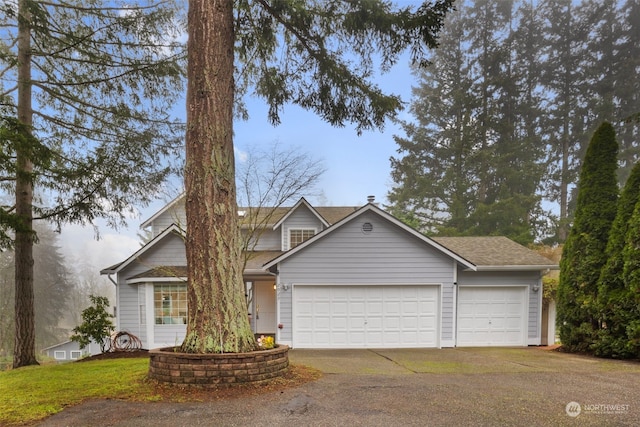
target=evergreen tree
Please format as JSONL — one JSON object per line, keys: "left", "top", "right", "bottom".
{"left": 389, "top": 8, "right": 478, "bottom": 235}
{"left": 615, "top": 0, "right": 640, "bottom": 183}
{"left": 0, "top": 222, "right": 72, "bottom": 356}
{"left": 594, "top": 161, "right": 640, "bottom": 358}
{"left": 620, "top": 198, "right": 640, "bottom": 358}
{"left": 2, "top": 1, "right": 185, "bottom": 367}
{"left": 541, "top": 0, "right": 590, "bottom": 241}
{"left": 389, "top": 1, "right": 546, "bottom": 244}
{"left": 557, "top": 122, "right": 619, "bottom": 352}
{"left": 182, "top": 0, "right": 454, "bottom": 354}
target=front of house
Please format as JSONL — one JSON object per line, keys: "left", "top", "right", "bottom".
{"left": 101, "top": 196, "right": 557, "bottom": 350}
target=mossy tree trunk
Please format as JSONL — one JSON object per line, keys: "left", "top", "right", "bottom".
{"left": 181, "top": 0, "right": 255, "bottom": 354}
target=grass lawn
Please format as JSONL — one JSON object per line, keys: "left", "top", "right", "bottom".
{"left": 0, "top": 358, "right": 154, "bottom": 425}
{"left": 0, "top": 357, "right": 319, "bottom": 426}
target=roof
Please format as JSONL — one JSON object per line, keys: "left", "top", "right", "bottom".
{"left": 432, "top": 236, "right": 558, "bottom": 271}
{"left": 118, "top": 251, "right": 283, "bottom": 283}
{"left": 100, "top": 224, "right": 185, "bottom": 275}
{"left": 263, "top": 204, "right": 476, "bottom": 271}
{"left": 239, "top": 204, "right": 358, "bottom": 228}
{"left": 141, "top": 193, "right": 359, "bottom": 230}
{"left": 140, "top": 194, "right": 185, "bottom": 229}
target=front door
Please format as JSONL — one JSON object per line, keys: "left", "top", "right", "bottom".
{"left": 254, "top": 281, "right": 276, "bottom": 334}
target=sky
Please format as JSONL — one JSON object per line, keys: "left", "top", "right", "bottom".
{"left": 59, "top": 52, "right": 419, "bottom": 280}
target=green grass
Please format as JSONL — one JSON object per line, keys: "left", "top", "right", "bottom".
{"left": 0, "top": 358, "right": 155, "bottom": 425}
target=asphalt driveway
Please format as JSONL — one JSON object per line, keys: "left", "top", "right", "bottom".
{"left": 38, "top": 347, "right": 640, "bottom": 426}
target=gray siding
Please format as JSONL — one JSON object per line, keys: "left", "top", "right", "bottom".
{"left": 246, "top": 228, "right": 281, "bottom": 251}
{"left": 456, "top": 270, "right": 542, "bottom": 342}
{"left": 117, "top": 232, "right": 187, "bottom": 348}
{"left": 277, "top": 211, "right": 456, "bottom": 344}
{"left": 281, "top": 205, "right": 326, "bottom": 250}
{"left": 150, "top": 200, "right": 186, "bottom": 237}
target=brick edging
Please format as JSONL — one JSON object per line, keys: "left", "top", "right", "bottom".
{"left": 148, "top": 345, "right": 289, "bottom": 387}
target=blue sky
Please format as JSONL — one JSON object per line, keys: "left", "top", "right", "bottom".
{"left": 60, "top": 50, "right": 418, "bottom": 276}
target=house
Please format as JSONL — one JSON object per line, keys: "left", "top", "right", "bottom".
{"left": 42, "top": 340, "right": 101, "bottom": 362}
{"left": 101, "top": 196, "right": 558, "bottom": 350}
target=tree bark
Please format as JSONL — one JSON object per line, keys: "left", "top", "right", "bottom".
{"left": 13, "top": 0, "right": 38, "bottom": 368}
{"left": 181, "top": 0, "right": 255, "bottom": 353}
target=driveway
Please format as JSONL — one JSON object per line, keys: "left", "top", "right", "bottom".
{"left": 37, "top": 347, "right": 640, "bottom": 426}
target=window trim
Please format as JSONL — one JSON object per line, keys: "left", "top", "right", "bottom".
{"left": 154, "top": 283, "right": 187, "bottom": 325}
{"left": 288, "top": 228, "right": 316, "bottom": 250}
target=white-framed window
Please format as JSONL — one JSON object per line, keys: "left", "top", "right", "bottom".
{"left": 154, "top": 284, "right": 187, "bottom": 325}
{"left": 54, "top": 351, "right": 66, "bottom": 360}
{"left": 289, "top": 228, "right": 315, "bottom": 249}
{"left": 70, "top": 351, "right": 82, "bottom": 360}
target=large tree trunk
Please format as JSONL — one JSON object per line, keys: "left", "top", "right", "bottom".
{"left": 181, "top": 0, "right": 255, "bottom": 353}
{"left": 13, "top": 0, "right": 38, "bottom": 368}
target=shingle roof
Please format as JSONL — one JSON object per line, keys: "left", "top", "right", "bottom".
{"left": 125, "top": 251, "right": 284, "bottom": 280}
{"left": 431, "top": 236, "right": 557, "bottom": 269}
{"left": 238, "top": 206, "right": 359, "bottom": 227}
{"left": 129, "top": 266, "right": 187, "bottom": 279}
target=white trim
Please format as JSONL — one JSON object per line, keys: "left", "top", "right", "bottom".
{"left": 127, "top": 276, "right": 187, "bottom": 285}
{"left": 54, "top": 350, "right": 66, "bottom": 360}
{"left": 70, "top": 350, "right": 82, "bottom": 360}
{"left": 140, "top": 193, "right": 185, "bottom": 229}
{"left": 145, "top": 283, "right": 155, "bottom": 350}
{"left": 473, "top": 265, "right": 559, "bottom": 272}
{"left": 272, "top": 197, "right": 330, "bottom": 230}
{"left": 288, "top": 227, "right": 318, "bottom": 250}
{"left": 100, "top": 224, "right": 185, "bottom": 275}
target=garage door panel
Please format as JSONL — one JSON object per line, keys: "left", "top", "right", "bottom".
{"left": 457, "top": 287, "right": 526, "bottom": 347}
{"left": 293, "top": 285, "right": 439, "bottom": 349}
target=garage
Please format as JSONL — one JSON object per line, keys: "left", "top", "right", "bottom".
{"left": 456, "top": 286, "right": 527, "bottom": 347}
{"left": 292, "top": 285, "right": 439, "bottom": 349}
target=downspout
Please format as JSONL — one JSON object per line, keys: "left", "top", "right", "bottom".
{"left": 107, "top": 274, "right": 119, "bottom": 329}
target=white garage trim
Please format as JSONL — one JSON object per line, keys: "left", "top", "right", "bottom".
{"left": 292, "top": 284, "right": 441, "bottom": 349}
{"left": 456, "top": 285, "right": 528, "bottom": 347}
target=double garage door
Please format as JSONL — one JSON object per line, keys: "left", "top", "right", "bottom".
{"left": 292, "top": 285, "right": 439, "bottom": 349}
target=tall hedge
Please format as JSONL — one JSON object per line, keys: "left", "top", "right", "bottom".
{"left": 594, "top": 161, "right": 640, "bottom": 358}
{"left": 558, "top": 122, "right": 619, "bottom": 352}
{"left": 620, "top": 200, "right": 640, "bottom": 358}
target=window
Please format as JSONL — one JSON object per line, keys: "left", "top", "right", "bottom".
{"left": 54, "top": 351, "right": 65, "bottom": 360}
{"left": 289, "top": 229, "right": 315, "bottom": 249}
{"left": 70, "top": 351, "right": 82, "bottom": 360}
{"left": 154, "top": 284, "right": 187, "bottom": 325}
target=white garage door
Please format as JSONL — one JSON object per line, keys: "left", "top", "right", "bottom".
{"left": 293, "top": 285, "right": 439, "bottom": 349}
{"left": 457, "top": 286, "right": 527, "bottom": 347}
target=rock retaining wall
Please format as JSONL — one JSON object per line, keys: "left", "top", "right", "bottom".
{"left": 148, "top": 345, "right": 289, "bottom": 386}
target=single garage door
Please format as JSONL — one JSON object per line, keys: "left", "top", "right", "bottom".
{"left": 293, "top": 285, "right": 439, "bottom": 349}
{"left": 457, "top": 286, "right": 527, "bottom": 346}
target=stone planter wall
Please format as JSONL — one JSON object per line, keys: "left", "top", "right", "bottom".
{"left": 148, "top": 345, "right": 289, "bottom": 387}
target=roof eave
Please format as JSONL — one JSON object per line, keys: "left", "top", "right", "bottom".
{"left": 126, "top": 276, "right": 187, "bottom": 285}
{"left": 470, "top": 264, "right": 559, "bottom": 272}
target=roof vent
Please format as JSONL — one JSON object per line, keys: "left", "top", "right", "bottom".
{"left": 367, "top": 195, "right": 375, "bottom": 204}
{"left": 362, "top": 222, "right": 373, "bottom": 233}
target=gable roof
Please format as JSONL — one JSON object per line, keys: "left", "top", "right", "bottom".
{"left": 100, "top": 224, "right": 185, "bottom": 275}
{"left": 263, "top": 203, "right": 476, "bottom": 271}
{"left": 271, "top": 197, "right": 328, "bottom": 229}
{"left": 431, "top": 236, "right": 558, "bottom": 271}
{"left": 239, "top": 201, "right": 358, "bottom": 229}
{"left": 140, "top": 194, "right": 185, "bottom": 229}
